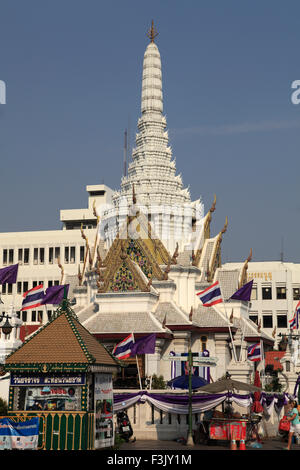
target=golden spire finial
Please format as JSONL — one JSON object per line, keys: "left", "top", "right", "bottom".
{"left": 147, "top": 20, "right": 158, "bottom": 43}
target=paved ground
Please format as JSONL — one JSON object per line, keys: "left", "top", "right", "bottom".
{"left": 119, "top": 437, "right": 297, "bottom": 451}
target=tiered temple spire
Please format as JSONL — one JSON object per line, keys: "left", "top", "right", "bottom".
{"left": 112, "top": 22, "right": 191, "bottom": 209}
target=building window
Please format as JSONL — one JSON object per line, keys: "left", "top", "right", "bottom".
{"left": 38, "top": 311, "right": 43, "bottom": 323}
{"left": 8, "top": 249, "right": 14, "bottom": 264}
{"left": 23, "top": 282, "right": 28, "bottom": 293}
{"left": 55, "top": 247, "right": 60, "bottom": 261}
{"left": 293, "top": 288, "right": 300, "bottom": 301}
{"left": 80, "top": 246, "right": 85, "bottom": 263}
{"left": 33, "top": 248, "right": 38, "bottom": 265}
{"left": 251, "top": 286, "right": 257, "bottom": 301}
{"left": 31, "top": 311, "right": 36, "bottom": 322}
{"left": 276, "top": 287, "right": 286, "bottom": 300}
{"left": 24, "top": 248, "right": 29, "bottom": 264}
{"left": 70, "top": 246, "right": 75, "bottom": 264}
{"left": 17, "top": 282, "right": 22, "bottom": 294}
{"left": 3, "top": 284, "right": 13, "bottom": 295}
{"left": 48, "top": 280, "right": 53, "bottom": 287}
{"left": 262, "top": 287, "right": 272, "bottom": 300}
{"left": 49, "top": 247, "right": 54, "bottom": 264}
{"left": 47, "top": 311, "right": 52, "bottom": 321}
{"left": 277, "top": 314, "right": 287, "bottom": 328}
{"left": 249, "top": 315, "right": 258, "bottom": 325}
{"left": 3, "top": 249, "right": 7, "bottom": 265}
{"left": 22, "top": 311, "right": 27, "bottom": 322}
{"left": 18, "top": 248, "right": 23, "bottom": 265}
{"left": 54, "top": 280, "right": 59, "bottom": 286}
{"left": 64, "top": 247, "right": 69, "bottom": 264}
{"left": 263, "top": 315, "right": 273, "bottom": 328}
{"left": 40, "top": 248, "right": 45, "bottom": 264}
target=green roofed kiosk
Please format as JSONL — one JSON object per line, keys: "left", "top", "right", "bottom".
{"left": 4, "top": 295, "right": 119, "bottom": 450}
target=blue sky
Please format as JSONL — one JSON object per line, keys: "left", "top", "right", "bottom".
{"left": 0, "top": 1, "right": 300, "bottom": 263}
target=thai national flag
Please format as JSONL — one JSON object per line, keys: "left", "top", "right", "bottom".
{"left": 289, "top": 301, "right": 300, "bottom": 330}
{"left": 112, "top": 333, "right": 134, "bottom": 360}
{"left": 21, "top": 285, "right": 45, "bottom": 311}
{"left": 196, "top": 281, "right": 223, "bottom": 307}
{"left": 247, "top": 342, "right": 261, "bottom": 362}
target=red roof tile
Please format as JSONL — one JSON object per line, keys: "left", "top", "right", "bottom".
{"left": 265, "top": 351, "right": 285, "bottom": 370}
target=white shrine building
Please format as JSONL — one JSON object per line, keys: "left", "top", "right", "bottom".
{"left": 5, "top": 23, "right": 300, "bottom": 397}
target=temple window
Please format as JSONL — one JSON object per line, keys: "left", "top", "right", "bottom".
{"left": 200, "top": 336, "right": 207, "bottom": 352}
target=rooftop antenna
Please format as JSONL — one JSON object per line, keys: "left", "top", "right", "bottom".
{"left": 280, "top": 237, "right": 284, "bottom": 263}
{"left": 123, "top": 129, "right": 127, "bottom": 177}
{"left": 127, "top": 116, "right": 131, "bottom": 162}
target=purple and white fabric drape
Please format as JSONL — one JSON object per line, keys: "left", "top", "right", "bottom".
{"left": 259, "top": 392, "right": 290, "bottom": 416}
{"left": 113, "top": 391, "right": 253, "bottom": 414}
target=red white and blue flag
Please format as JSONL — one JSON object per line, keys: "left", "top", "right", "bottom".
{"left": 289, "top": 301, "right": 300, "bottom": 330}
{"left": 196, "top": 281, "right": 223, "bottom": 307}
{"left": 112, "top": 333, "right": 135, "bottom": 360}
{"left": 247, "top": 342, "right": 261, "bottom": 362}
{"left": 21, "top": 285, "right": 45, "bottom": 311}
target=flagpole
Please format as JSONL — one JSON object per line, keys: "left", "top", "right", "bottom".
{"left": 131, "top": 332, "right": 142, "bottom": 390}
{"left": 219, "top": 285, "right": 238, "bottom": 363}
{"left": 136, "top": 355, "right": 142, "bottom": 390}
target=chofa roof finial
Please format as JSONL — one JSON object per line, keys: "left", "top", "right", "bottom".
{"left": 147, "top": 20, "right": 158, "bottom": 43}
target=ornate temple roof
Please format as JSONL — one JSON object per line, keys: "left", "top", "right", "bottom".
{"left": 81, "top": 310, "right": 172, "bottom": 336}
{"left": 5, "top": 302, "right": 118, "bottom": 371}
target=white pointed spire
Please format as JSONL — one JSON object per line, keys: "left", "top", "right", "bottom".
{"left": 112, "top": 23, "right": 191, "bottom": 209}
{"left": 141, "top": 41, "right": 163, "bottom": 114}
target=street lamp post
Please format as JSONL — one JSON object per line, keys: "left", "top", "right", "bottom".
{"left": 186, "top": 342, "right": 194, "bottom": 446}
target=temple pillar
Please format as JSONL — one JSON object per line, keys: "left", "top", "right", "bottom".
{"left": 145, "top": 338, "right": 165, "bottom": 378}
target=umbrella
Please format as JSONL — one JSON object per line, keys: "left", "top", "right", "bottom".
{"left": 167, "top": 374, "right": 208, "bottom": 390}
{"left": 196, "top": 373, "right": 262, "bottom": 393}
{"left": 251, "top": 370, "right": 264, "bottom": 413}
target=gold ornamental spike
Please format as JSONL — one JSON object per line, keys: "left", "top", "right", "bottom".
{"left": 210, "top": 194, "right": 217, "bottom": 213}
{"left": 221, "top": 216, "right": 228, "bottom": 234}
{"left": 247, "top": 248, "right": 253, "bottom": 263}
{"left": 147, "top": 20, "right": 158, "bottom": 43}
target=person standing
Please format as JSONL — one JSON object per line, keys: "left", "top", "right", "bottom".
{"left": 284, "top": 400, "right": 300, "bottom": 450}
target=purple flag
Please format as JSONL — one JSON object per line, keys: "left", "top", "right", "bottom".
{"left": 130, "top": 334, "right": 156, "bottom": 356}
{"left": 0, "top": 264, "right": 19, "bottom": 285}
{"left": 230, "top": 280, "right": 253, "bottom": 302}
{"left": 41, "top": 284, "right": 69, "bottom": 305}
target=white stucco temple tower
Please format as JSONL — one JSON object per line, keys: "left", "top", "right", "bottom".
{"left": 102, "top": 22, "right": 203, "bottom": 254}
